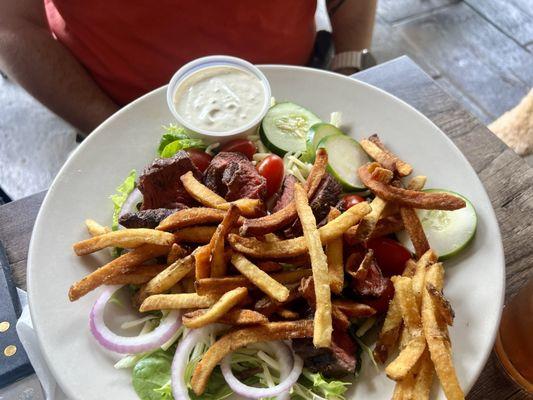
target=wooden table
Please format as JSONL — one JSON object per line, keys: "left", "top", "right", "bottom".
{"left": 1, "top": 57, "right": 531, "bottom": 399}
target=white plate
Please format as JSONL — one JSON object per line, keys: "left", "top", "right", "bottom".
{"left": 27, "top": 66, "right": 505, "bottom": 400}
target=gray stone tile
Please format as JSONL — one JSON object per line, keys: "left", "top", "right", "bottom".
{"left": 0, "top": 78, "right": 77, "bottom": 200}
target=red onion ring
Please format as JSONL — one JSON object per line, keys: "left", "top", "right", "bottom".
{"left": 89, "top": 285, "right": 181, "bottom": 354}
{"left": 171, "top": 324, "right": 227, "bottom": 400}
{"left": 118, "top": 188, "right": 143, "bottom": 224}
{"left": 221, "top": 341, "right": 303, "bottom": 399}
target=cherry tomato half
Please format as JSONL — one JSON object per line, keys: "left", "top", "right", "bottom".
{"left": 220, "top": 139, "right": 257, "bottom": 160}
{"left": 366, "top": 237, "right": 411, "bottom": 277}
{"left": 256, "top": 154, "right": 284, "bottom": 198}
{"left": 341, "top": 194, "right": 366, "bottom": 210}
{"left": 186, "top": 149, "right": 212, "bottom": 173}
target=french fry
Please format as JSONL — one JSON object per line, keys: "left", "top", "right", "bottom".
{"left": 350, "top": 196, "right": 387, "bottom": 241}
{"left": 412, "top": 350, "right": 434, "bottom": 400}
{"left": 239, "top": 148, "right": 328, "bottom": 236}
{"left": 195, "top": 269, "right": 312, "bottom": 295}
{"left": 218, "top": 198, "right": 264, "bottom": 217}
{"left": 73, "top": 229, "right": 174, "bottom": 256}
{"left": 157, "top": 208, "right": 244, "bottom": 232}
{"left": 422, "top": 263, "right": 464, "bottom": 400}
{"left": 400, "top": 207, "right": 430, "bottom": 258}
{"left": 294, "top": 183, "right": 332, "bottom": 348}
{"left": 182, "top": 308, "right": 268, "bottom": 326}
{"left": 105, "top": 264, "right": 166, "bottom": 285}
{"left": 400, "top": 176, "right": 430, "bottom": 258}
{"left": 85, "top": 219, "right": 110, "bottom": 236}
{"left": 374, "top": 293, "right": 403, "bottom": 364}
{"left": 407, "top": 175, "right": 427, "bottom": 191}
{"left": 412, "top": 250, "right": 438, "bottom": 308}
{"left": 195, "top": 245, "right": 212, "bottom": 280}
{"left": 326, "top": 208, "right": 344, "bottom": 294}
{"left": 137, "top": 254, "right": 195, "bottom": 301}
{"left": 427, "top": 283, "right": 455, "bottom": 326}
{"left": 174, "top": 226, "right": 217, "bottom": 243}
{"left": 69, "top": 244, "right": 170, "bottom": 301}
{"left": 371, "top": 166, "right": 394, "bottom": 183}
{"left": 358, "top": 163, "right": 465, "bottom": 210}
{"left": 231, "top": 253, "right": 290, "bottom": 302}
{"left": 386, "top": 276, "right": 426, "bottom": 381}
{"left": 190, "top": 320, "right": 314, "bottom": 395}
{"left": 182, "top": 287, "right": 248, "bottom": 328}
{"left": 229, "top": 201, "right": 371, "bottom": 258}
{"left": 167, "top": 243, "right": 186, "bottom": 264}
{"left": 139, "top": 293, "right": 218, "bottom": 312}
{"left": 181, "top": 171, "right": 264, "bottom": 217}
{"left": 360, "top": 134, "right": 413, "bottom": 177}
{"left": 374, "top": 259, "right": 418, "bottom": 363}
{"left": 209, "top": 206, "right": 241, "bottom": 277}
{"left": 181, "top": 171, "right": 227, "bottom": 206}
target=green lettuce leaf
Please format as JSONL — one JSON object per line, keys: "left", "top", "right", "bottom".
{"left": 132, "top": 351, "right": 173, "bottom": 400}
{"left": 296, "top": 370, "right": 350, "bottom": 399}
{"left": 109, "top": 169, "right": 137, "bottom": 231}
{"left": 157, "top": 124, "right": 205, "bottom": 158}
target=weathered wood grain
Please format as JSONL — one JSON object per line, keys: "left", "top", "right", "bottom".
{"left": 377, "top": 0, "right": 458, "bottom": 23}
{"left": 435, "top": 76, "right": 492, "bottom": 124}
{"left": 0, "top": 191, "right": 44, "bottom": 290}
{"left": 372, "top": 17, "right": 440, "bottom": 78}
{"left": 465, "top": 0, "right": 533, "bottom": 46}
{"left": 1, "top": 57, "right": 531, "bottom": 399}
{"left": 396, "top": 3, "right": 533, "bottom": 119}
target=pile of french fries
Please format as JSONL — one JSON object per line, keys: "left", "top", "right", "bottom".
{"left": 69, "top": 140, "right": 465, "bottom": 399}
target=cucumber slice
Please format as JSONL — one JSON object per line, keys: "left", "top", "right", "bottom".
{"left": 260, "top": 102, "right": 322, "bottom": 156}
{"left": 397, "top": 189, "right": 477, "bottom": 260}
{"left": 306, "top": 123, "right": 345, "bottom": 162}
{"left": 317, "top": 134, "right": 371, "bottom": 191}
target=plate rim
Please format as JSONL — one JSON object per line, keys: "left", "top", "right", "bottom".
{"left": 27, "top": 64, "right": 505, "bottom": 399}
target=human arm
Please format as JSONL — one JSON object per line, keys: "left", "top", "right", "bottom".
{"left": 0, "top": 0, "right": 119, "bottom": 134}
{"left": 327, "top": 0, "right": 378, "bottom": 74}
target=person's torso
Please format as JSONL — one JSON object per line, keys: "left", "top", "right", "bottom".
{"left": 45, "top": 0, "right": 317, "bottom": 105}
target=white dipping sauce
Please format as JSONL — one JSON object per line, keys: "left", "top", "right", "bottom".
{"left": 173, "top": 66, "right": 266, "bottom": 132}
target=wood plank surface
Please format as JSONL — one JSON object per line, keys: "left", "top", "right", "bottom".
{"left": 395, "top": 3, "right": 533, "bottom": 120}
{"left": 1, "top": 57, "right": 531, "bottom": 399}
{"left": 377, "top": 0, "right": 458, "bottom": 23}
{"left": 465, "top": 0, "right": 533, "bottom": 46}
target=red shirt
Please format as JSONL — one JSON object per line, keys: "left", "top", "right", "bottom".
{"left": 45, "top": 0, "right": 317, "bottom": 105}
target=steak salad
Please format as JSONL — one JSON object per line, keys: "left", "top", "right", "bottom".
{"left": 69, "top": 100, "right": 477, "bottom": 400}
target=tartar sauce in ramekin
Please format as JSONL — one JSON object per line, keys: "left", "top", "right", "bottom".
{"left": 167, "top": 56, "right": 271, "bottom": 140}
{"left": 173, "top": 66, "right": 266, "bottom": 133}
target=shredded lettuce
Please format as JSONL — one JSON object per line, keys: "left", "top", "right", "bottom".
{"left": 109, "top": 169, "right": 137, "bottom": 231}
{"left": 294, "top": 370, "right": 350, "bottom": 400}
{"left": 158, "top": 124, "right": 205, "bottom": 158}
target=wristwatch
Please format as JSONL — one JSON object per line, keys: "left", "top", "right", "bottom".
{"left": 330, "top": 49, "right": 376, "bottom": 72}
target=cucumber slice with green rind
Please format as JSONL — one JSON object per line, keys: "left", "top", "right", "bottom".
{"left": 397, "top": 189, "right": 477, "bottom": 260}
{"left": 260, "top": 102, "right": 322, "bottom": 156}
{"left": 317, "top": 134, "right": 371, "bottom": 191}
{"left": 305, "top": 123, "right": 345, "bottom": 162}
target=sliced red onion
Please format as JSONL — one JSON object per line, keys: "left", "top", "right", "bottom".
{"left": 221, "top": 341, "right": 303, "bottom": 399}
{"left": 118, "top": 188, "right": 143, "bottom": 222}
{"left": 89, "top": 285, "right": 181, "bottom": 354}
{"left": 171, "top": 324, "right": 227, "bottom": 400}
